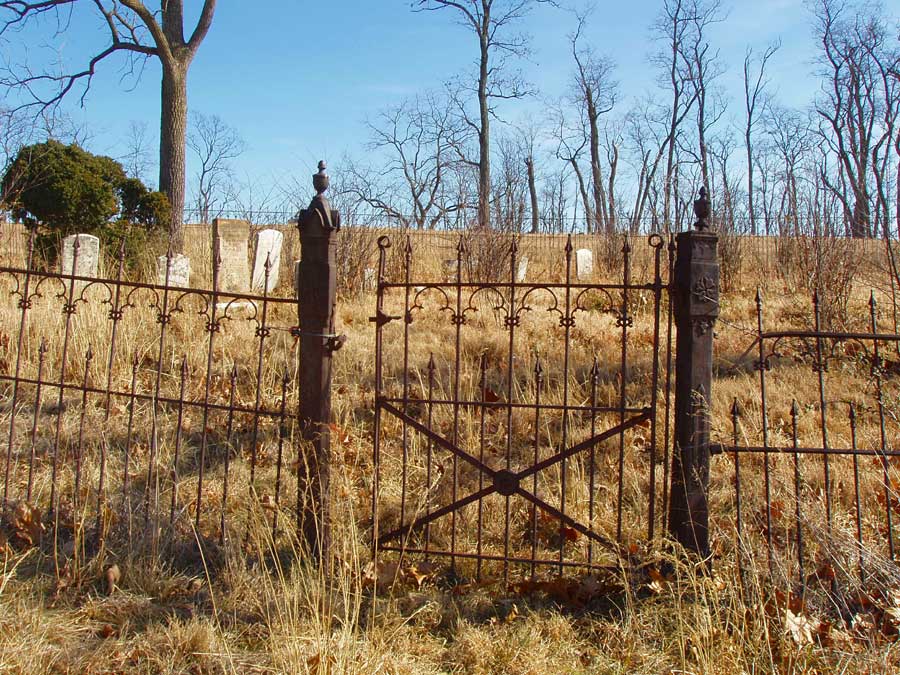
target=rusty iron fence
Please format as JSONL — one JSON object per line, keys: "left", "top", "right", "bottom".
{"left": 370, "top": 232, "right": 676, "bottom": 581}
{"left": 0, "top": 233, "right": 311, "bottom": 561}
{"left": 4, "top": 185, "right": 900, "bottom": 591}
{"left": 713, "top": 291, "right": 900, "bottom": 590}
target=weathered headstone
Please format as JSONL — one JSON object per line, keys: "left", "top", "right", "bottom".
{"left": 516, "top": 256, "right": 528, "bottom": 283}
{"left": 60, "top": 234, "right": 100, "bottom": 285}
{"left": 575, "top": 248, "right": 594, "bottom": 281}
{"left": 212, "top": 218, "right": 250, "bottom": 293}
{"left": 443, "top": 259, "right": 459, "bottom": 281}
{"left": 251, "top": 229, "right": 283, "bottom": 293}
{"left": 156, "top": 253, "right": 191, "bottom": 288}
{"left": 364, "top": 267, "right": 376, "bottom": 290}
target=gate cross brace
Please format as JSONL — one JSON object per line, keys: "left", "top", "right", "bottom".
{"left": 375, "top": 400, "right": 651, "bottom": 554}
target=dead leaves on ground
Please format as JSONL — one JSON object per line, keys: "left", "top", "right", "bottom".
{"left": 1, "top": 501, "right": 44, "bottom": 550}
{"left": 362, "top": 559, "right": 439, "bottom": 591}
{"left": 767, "top": 584, "right": 900, "bottom": 652}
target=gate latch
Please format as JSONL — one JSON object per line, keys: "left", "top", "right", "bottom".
{"left": 369, "top": 310, "right": 401, "bottom": 327}
{"left": 326, "top": 334, "right": 347, "bottom": 352}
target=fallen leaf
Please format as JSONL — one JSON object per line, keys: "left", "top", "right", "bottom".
{"left": 307, "top": 652, "right": 335, "bottom": 675}
{"left": 105, "top": 564, "right": 121, "bottom": 595}
{"left": 10, "top": 501, "right": 43, "bottom": 548}
{"left": 406, "top": 561, "right": 438, "bottom": 589}
{"left": 261, "top": 494, "right": 277, "bottom": 512}
{"left": 362, "top": 560, "right": 401, "bottom": 591}
{"left": 483, "top": 387, "right": 502, "bottom": 403}
{"left": 785, "top": 608, "right": 816, "bottom": 646}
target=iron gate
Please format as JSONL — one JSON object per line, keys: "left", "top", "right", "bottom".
{"left": 370, "top": 233, "right": 674, "bottom": 580}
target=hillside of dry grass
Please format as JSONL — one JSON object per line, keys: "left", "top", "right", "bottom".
{"left": 1, "top": 223, "right": 900, "bottom": 674}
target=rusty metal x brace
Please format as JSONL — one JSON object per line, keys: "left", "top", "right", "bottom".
{"left": 375, "top": 399, "right": 651, "bottom": 554}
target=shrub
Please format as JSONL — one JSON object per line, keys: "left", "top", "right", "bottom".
{"left": 1, "top": 140, "right": 169, "bottom": 268}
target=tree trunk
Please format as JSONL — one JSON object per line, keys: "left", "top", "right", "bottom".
{"left": 587, "top": 100, "right": 608, "bottom": 236}
{"left": 569, "top": 158, "right": 592, "bottom": 230}
{"left": 159, "top": 61, "right": 188, "bottom": 250}
{"left": 526, "top": 157, "right": 539, "bottom": 234}
{"left": 477, "top": 39, "right": 491, "bottom": 230}
{"left": 745, "top": 130, "right": 755, "bottom": 236}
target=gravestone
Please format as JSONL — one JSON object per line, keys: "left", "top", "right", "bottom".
{"left": 516, "top": 256, "right": 528, "bottom": 283}
{"left": 156, "top": 253, "right": 191, "bottom": 288}
{"left": 60, "top": 234, "right": 100, "bottom": 285}
{"left": 443, "top": 259, "right": 459, "bottom": 281}
{"left": 575, "top": 248, "right": 594, "bottom": 281}
{"left": 212, "top": 218, "right": 250, "bottom": 293}
{"left": 251, "top": 229, "right": 283, "bottom": 294}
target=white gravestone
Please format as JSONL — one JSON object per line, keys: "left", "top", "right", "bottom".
{"left": 516, "top": 256, "right": 528, "bottom": 283}
{"left": 575, "top": 248, "right": 594, "bottom": 281}
{"left": 156, "top": 253, "right": 191, "bottom": 288}
{"left": 443, "top": 259, "right": 459, "bottom": 281}
{"left": 212, "top": 218, "right": 250, "bottom": 294}
{"left": 60, "top": 234, "right": 100, "bottom": 286}
{"left": 251, "top": 229, "right": 283, "bottom": 294}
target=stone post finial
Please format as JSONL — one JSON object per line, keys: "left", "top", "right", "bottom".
{"left": 694, "top": 187, "right": 710, "bottom": 231}
{"left": 313, "top": 160, "right": 329, "bottom": 196}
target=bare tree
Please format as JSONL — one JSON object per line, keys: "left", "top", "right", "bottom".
{"left": 492, "top": 132, "right": 528, "bottom": 230}
{"left": 539, "top": 163, "right": 569, "bottom": 232}
{"left": 413, "top": 0, "right": 558, "bottom": 229}
{"left": 552, "top": 102, "right": 592, "bottom": 228}
{"left": 525, "top": 155, "right": 539, "bottom": 233}
{"left": 813, "top": 0, "right": 898, "bottom": 238}
{"left": 742, "top": 41, "right": 779, "bottom": 236}
{"left": 0, "top": 0, "right": 217, "bottom": 248}
{"left": 623, "top": 97, "right": 669, "bottom": 232}
{"left": 187, "top": 112, "right": 245, "bottom": 224}
{"left": 570, "top": 11, "right": 618, "bottom": 235}
{"left": 764, "top": 104, "right": 813, "bottom": 234}
{"left": 651, "top": 0, "right": 698, "bottom": 230}
{"left": 120, "top": 120, "right": 154, "bottom": 184}
{"left": 226, "top": 172, "right": 280, "bottom": 225}
{"left": 346, "top": 92, "right": 471, "bottom": 229}
{"left": 687, "top": 0, "right": 725, "bottom": 192}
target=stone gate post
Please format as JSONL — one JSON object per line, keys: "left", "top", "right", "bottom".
{"left": 296, "top": 161, "right": 342, "bottom": 561}
{"left": 668, "top": 188, "right": 719, "bottom": 560}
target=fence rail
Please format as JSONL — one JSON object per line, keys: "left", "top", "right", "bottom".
{"left": 0, "top": 238, "right": 305, "bottom": 561}
{"left": 714, "top": 290, "right": 900, "bottom": 591}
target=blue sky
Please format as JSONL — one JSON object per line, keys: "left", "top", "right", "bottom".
{"left": 3, "top": 1, "right": 823, "bottom": 198}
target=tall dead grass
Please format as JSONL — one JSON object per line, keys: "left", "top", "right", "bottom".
{"left": 1, "top": 224, "right": 899, "bottom": 673}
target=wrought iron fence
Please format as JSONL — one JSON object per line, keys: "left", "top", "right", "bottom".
{"left": 370, "top": 232, "right": 676, "bottom": 581}
{"left": 713, "top": 291, "right": 900, "bottom": 590}
{"left": 0, "top": 235, "right": 304, "bottom": 561}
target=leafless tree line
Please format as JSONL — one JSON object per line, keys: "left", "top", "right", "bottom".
{"left": 335, "top": 0, "right": 899, "bottom": 244}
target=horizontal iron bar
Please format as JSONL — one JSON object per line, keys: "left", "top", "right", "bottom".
{"left": 0, "top": 265, "right": 298, "bottom": 305}
{"left": 377, "top": 545, "right": 618, "bottom": 570}
{"left": 380, "top": 281, "right": 667, "bottom": 292}
{"left": 760, "top": 330, "right": 900, "bottom": 343}
{"left": 714, "top": 443, "right": 900, "bottom": 458}
{"left": 378, "top": 396, "right": 649, "bottom": 415}
{"left": 0, "top": 373, "right": 290, "bottom": 420}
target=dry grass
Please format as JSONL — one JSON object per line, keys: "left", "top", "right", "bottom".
{"left": 1, "top": 222, "right": 900, "bottom": 673}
